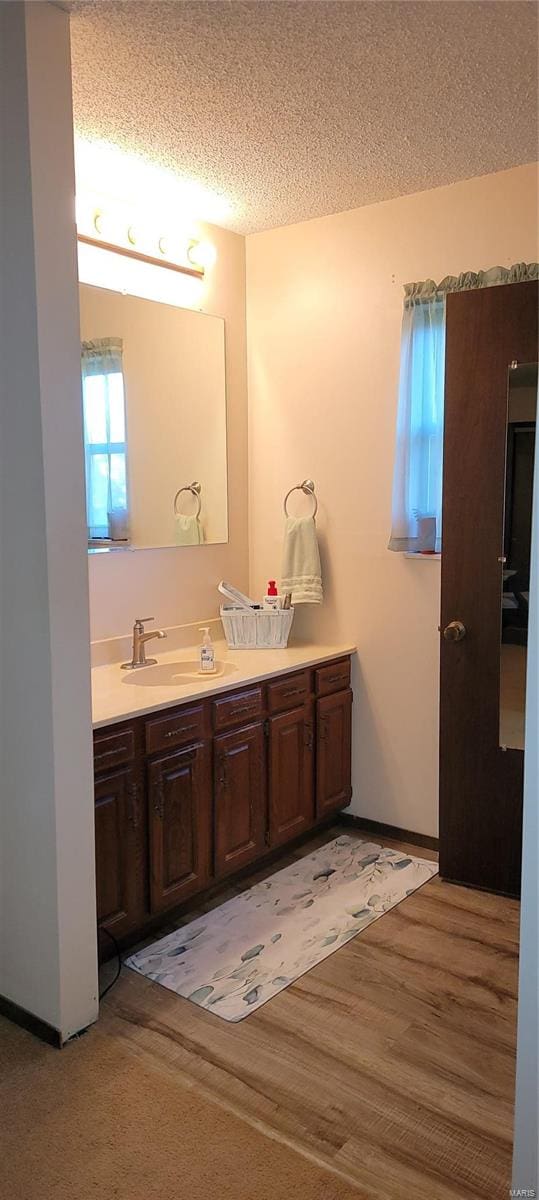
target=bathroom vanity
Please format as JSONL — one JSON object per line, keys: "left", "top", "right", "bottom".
{"left": 93, "top": 648, "right": 353, "bottom": 948}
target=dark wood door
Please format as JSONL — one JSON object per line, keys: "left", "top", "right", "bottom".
{"left": 440, "top": 280, "right": 538, "bottom": 897}
{"left": 214, "top": 722, "right": 267, "bottom": 878}
{"left": 94, "top": 765, "right": 141, "bottom": 937}
{"left": 316, "top": 689, "right": 353, "bottom": 817}
{"left": 268, "top": 703, "right": 314, "bottom": 847}
{"left": 148, "top": 741, "right": 211, "bottom": 914}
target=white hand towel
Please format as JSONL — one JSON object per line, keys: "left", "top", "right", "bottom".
{"left": 175, "top": 515, "right": 204, "bottom": 546}
{"left": 281, "top": 515, "right": 323, "bottom": 604}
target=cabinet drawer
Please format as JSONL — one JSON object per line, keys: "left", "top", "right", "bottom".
{"left": 267, "top": 670, "right": 311, "bottom": 714}
{"left": 315, "top": 658, "right": 351, "bottom": 697}
{"left": 94, "top": 726, "right": 135, "bottom": 774}
{"left": 213, "top": 686, "right": 264, "bottom": 732}
{"left": 146, "top": 703, "right": 207, "bottom": 755}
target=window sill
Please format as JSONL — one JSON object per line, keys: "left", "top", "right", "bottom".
{"left": 404, "top": 552, "right": 442, "bottom": 560}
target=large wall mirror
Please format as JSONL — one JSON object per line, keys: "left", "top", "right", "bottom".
{"left": 499, "top": 361, "right": 537, "bottom": 750}
{"left": 79, "top": 284, "right": 228, "bottom": 551}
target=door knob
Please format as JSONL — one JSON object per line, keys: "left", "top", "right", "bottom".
{"left": 442, "top": 620, "right": 467, "bottom": 642}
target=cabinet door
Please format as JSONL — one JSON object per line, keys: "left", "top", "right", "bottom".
{"left": 214, "top": 723, "right": 267, "bottom": 878}
{"left": 95, "top": 765, "right": 141, "bottom": 938}
{"left": 268, "top": 704, "right": 314, "bottom": 847}
{"left": 148, "top": 742, "right": 211, "bottom": 914}
{"left": 316, "top": 690, "right": 352, "bottom": 816}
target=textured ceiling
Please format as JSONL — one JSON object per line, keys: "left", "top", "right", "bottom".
{"left": 70, "top": 0, "right": 538, "bottom": 234}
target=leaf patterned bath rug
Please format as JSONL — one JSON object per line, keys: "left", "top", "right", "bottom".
{"left": 125, "top": 835, "right": 438, "bottom": 1022}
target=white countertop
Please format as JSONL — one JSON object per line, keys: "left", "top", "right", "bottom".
{"left": 92, "top": 638, "right": 355, "bottom": 729}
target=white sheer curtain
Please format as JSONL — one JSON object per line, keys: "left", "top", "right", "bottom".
{"left": 388, "top": 296, "right": 445, "bottom": 553}
{"left": 81, "top": 337, "right": 129, "bottom": 542}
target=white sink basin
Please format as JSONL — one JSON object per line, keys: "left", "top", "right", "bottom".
{"left": 122, "top": 660, "right": 237, "bottom": 687}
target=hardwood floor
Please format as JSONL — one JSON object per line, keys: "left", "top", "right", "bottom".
{"left": 100, "top": 824, "right": 519, "bottom": 1200}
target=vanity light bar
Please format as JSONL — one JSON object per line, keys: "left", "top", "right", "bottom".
{"left": 77, "top": 232, "right": 205, "bottom": 280}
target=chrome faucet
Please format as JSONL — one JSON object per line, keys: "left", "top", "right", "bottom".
{"left": 121, "top": 617, "right": 167, "bottom": 670}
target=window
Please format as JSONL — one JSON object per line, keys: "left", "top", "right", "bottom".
{"left": 389, "top": 262, "right": 539, "bottom": 555}
{"left": 388, "top": 296, "right": 445, "bottom": 553}
{"left": 81, "top": 338, "right": 129, "bottom": 542}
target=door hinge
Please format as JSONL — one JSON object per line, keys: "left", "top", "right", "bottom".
{"left": 218, "top": 754, "right": 228, "bottom": 789}
{"left": 263, "top": 719, "right": 270, "bottom": 738}
{"left": 304, "top": 722, "right": 314, "bottom": 750}
{"left": 128, "top": 780, "right": 139, "bottom": 829}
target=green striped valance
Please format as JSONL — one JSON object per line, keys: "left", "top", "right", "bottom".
{"left": 404, "top": 261, "right": 538, "bottom": 307}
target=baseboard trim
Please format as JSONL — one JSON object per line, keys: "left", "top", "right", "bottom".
{"left": 0, "top": 993, "right": 62, "bottom": 1048}
{"left": 340, "top": 813, "right": 439, "bottom": 852}
{"left": 438, "top": 872, "right": 518, "bottom": 900}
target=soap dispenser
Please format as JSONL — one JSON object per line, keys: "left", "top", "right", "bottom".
{"left": 263, "top": 580, "right": 282, "bottom": 610}
{"left": 199, "top": 626, "right": 216, "bottom": 674}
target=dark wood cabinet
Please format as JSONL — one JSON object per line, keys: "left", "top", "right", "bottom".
{"left": 316, "top": 689, "right": 353, "bottom": 816}
{"left": 94, "top": 765, "right": 141, "bottom": 937}
{"left": 148, "top": 742, "right": 212, "bottom": 914}
{"left": 214, "top": 722, "right": 267, "bottom": 877}
{"left": 269, "top": 703, "right": 314, "bottom": 847}
{"left": 94, "top": 655, "right": 353, "bottom": 949}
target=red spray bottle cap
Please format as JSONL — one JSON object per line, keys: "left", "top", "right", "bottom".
{"left": 267, "top": 580, "right": 278, "bottom": 596}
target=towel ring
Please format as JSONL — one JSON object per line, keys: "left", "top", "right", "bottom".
{"left": 283, "top": 479, "right": 318, "bottom": 518}
{"left": 174, "top": 481, "right": 202, "bottom": 518}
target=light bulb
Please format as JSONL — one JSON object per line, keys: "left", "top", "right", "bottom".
{"left": 187, "top": 239, "right": 217, "bottom": 271}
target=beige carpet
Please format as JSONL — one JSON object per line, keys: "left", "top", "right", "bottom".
{"left": 0, "top": 1016, "right": 362, "bottom": 1200}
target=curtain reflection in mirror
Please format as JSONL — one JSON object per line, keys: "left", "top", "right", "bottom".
{"left": 81, "top": 337, "right": 130, "bottom": 545}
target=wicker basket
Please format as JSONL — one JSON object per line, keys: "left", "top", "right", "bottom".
{"left": 218, "top": 581, "right": 294, "bottom": 649}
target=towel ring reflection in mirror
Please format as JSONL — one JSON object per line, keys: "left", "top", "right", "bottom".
{"left": 283, "top": 479, "right": 318, "bottom": 518}
{"left": 174, "top": 481, "right": 202, "bottom": 518}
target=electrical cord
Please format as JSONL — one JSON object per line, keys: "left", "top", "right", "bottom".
{"left": 98, "top": 927, "right": 122, "bottom": 1000}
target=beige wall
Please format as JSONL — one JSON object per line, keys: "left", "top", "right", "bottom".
{"left": 88, "top": 220, "right": 248, "bottom": 639}
{"left": 246, "top": 163, "right": 538, "bottom": 836}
